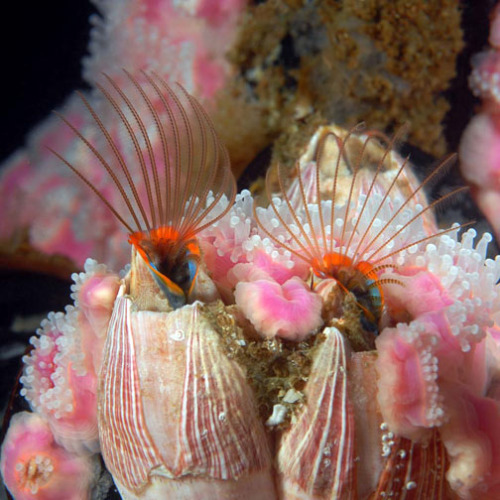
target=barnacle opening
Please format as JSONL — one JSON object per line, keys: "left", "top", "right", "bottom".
{"left": 312, "top": 251, "right": 385, "bottom": 331}
{"left": 129, "top": 227, "right": 201, "bottom": 308}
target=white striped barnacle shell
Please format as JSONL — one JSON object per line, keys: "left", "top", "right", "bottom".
{"left": 51, "top": 71, "right": 275, "bottom": 497}
{"left": 98, "top": 250, "right": 275, "bottom": 499}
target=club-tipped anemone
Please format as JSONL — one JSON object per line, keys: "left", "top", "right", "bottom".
{"left": 255, "top": 126, "right": 468, "bottom": 336}
{"left": 19, "top": 259, "right": 120, "bottom": 454}
{"left": 374, "top": 228, "right": 500, "bottom": 496}
{"left": 197, "top": 189, "right": 309, "bottom": 295}
{"left": 20, "top": 308, "right": 100, "bottom": 454}
{"left": 51, "top": 70, "right": 236, "bottom": 308}
{"left": 234, "top": 277, "right": 323, "bottom": 340}
{"left": 70, "top": 258, "right": 121, "bottom": 375}
{"left": 0, "top": 412, "right": 95, "bottom": 500}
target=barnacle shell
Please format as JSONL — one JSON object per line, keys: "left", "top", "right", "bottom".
{"left": 277, "top": 326, "right": 357, "bottom": 499}
{"left": 284, "top": 124, "right": 438, "bottom": 236}
{"left": 372, "top": 430, "right": 454, "bottom": 498}
{"left": 98, "top": 252, "right": 275, "bottom": 499}
{"left": 6, "top": 119, "right": 500, "bottom": 499}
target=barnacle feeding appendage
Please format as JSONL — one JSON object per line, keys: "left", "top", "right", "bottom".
{"left": 255, "top": 127, "right": 469, "bottom": 339}
{"left": 51, "top": 70, "right": 237, "bottom": 308}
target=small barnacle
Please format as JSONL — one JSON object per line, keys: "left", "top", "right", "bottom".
{"left": 51, "top": 70, "right": 237, "bottom": 309}
{"left": 255, "top": 125, "right": 469, "bottom": 345}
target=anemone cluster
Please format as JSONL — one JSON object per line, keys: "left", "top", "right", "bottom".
{"left": 2, "top": 112, "right": 500, "bottom": 498}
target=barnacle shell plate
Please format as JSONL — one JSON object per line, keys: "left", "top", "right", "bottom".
{"left": 98, "top": 267, "right": 275, "bottom": 499}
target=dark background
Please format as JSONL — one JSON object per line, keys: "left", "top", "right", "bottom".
{"left": 0, "top": 1, "right": 96, "bottom": 162}
{"left": 0, "top": 1, "right": 496, "bottom": 163}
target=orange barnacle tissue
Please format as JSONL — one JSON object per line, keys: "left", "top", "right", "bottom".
{"left": 312, "top": 251, "right": 353, "bottom": 278}
{"left": 52, "top": 70, "right": 236, "bottom": 309}
{"left": 128, "top": 226, "right": 201, "bottom": 309}
{"left": 312, "top": 252, "right": 384, "bottom": 328}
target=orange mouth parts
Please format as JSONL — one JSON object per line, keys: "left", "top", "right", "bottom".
{"left": 312, "top": 252, "right": 384, "bottom": 327}
{"left": 129, "top": 226, "right": 201, "bottom": 308}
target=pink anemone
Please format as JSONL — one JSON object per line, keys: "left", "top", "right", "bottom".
{"left": 0, "top": 412, "right": 95, "bottom": 500}
{"left": 376, "top": 229, "right": 500, "bottom": 497}
{"left": 20, "top": 259, "right": 120, "bottom": 454}
{"left": 199, "top": 190, "right": 319, "bottom": 339}
{"left": 234, "top": 276, "right": 323, "bottom": 340}
{"left": 460, "top": 5, "right": 500, "bottom": 242}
